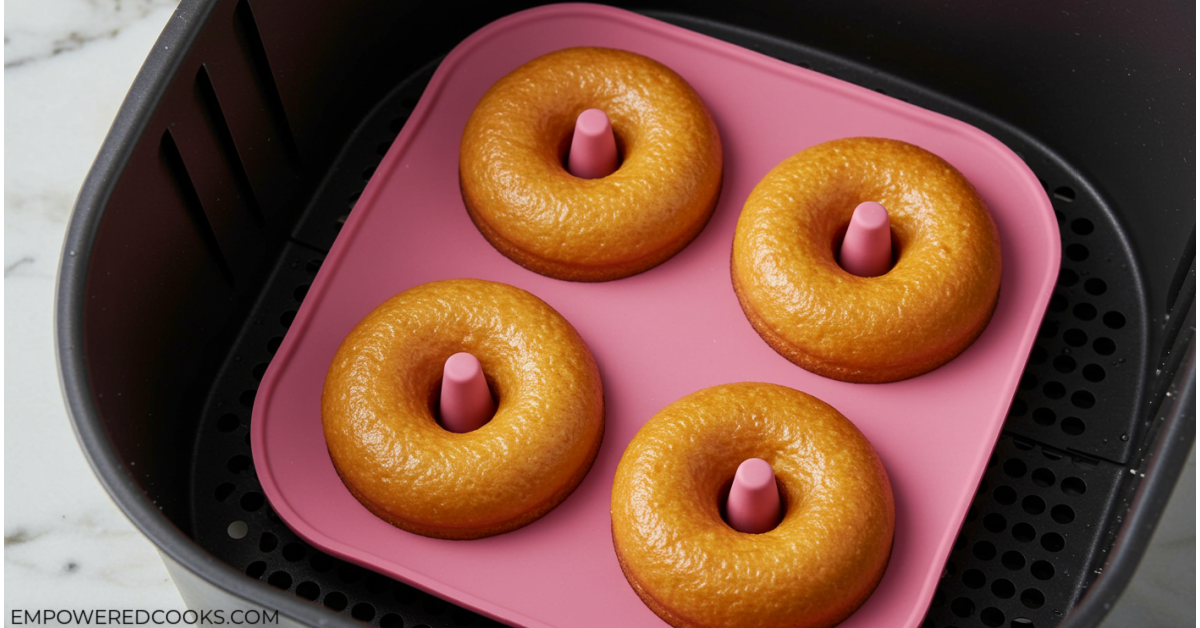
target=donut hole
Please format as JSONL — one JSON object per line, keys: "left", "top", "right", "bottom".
{"left": 556, "top": 110, "right": 627, "bottom": 178}
{"left": 426, "top": 359, "right": 501, "bottom": 433}
{"left": 715, "top": 472, "right": 788, "bottom": 534}
{"left": 831, "top": 220, "right": 901, "bottom": 276}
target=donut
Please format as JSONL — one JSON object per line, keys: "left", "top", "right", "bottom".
{"left": 460, "top": 47, "right": 723, "bottom": 282}
{"left": 732, "top": 137, "right": 1002, "bottom": 383}
{"left": 611, "top": 382, "right": 894, "bottom": 628}
{"left": 322, "top": 279, "right": 604, "bottom": 539}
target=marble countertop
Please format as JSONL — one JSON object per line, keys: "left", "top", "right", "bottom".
{"left": 3, "top": 1, "right": 1193, "bottom": 625}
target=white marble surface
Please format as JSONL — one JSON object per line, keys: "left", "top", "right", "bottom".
{"left": 2, "top": 1, "right": 1193, "bottom": 626}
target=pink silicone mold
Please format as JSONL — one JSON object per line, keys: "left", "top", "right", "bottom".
{"left": 251, "top": 4, "right": 1060, "bottom": 627}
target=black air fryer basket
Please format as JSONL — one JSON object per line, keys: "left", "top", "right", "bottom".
{"left": 58, "top": 1, "right": 1195, "bottom": 627}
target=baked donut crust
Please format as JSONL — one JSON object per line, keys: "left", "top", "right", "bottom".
{"left": 611, "top": 382, "right": 894, "bottom": 628}
{"left": 322, "top": 279, "right": 604, "bottom": 539}
{"left": 460, "top": 47, "right": 723, "bottom": 282}
{"left": 732, "top": 137, "right": 1002, "bottom": 383}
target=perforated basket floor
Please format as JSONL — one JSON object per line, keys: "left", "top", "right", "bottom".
{"left": 189, "top": 17, "right": 1151, "bottom": 628}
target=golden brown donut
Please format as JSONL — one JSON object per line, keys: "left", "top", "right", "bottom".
{"left": 322, "top": 279, "right": 604, "bottom": 539}
{"left": 611, "top": 382, "right": 894, "bottom": 628}
{"left": 460, "top": 47, "right": 723, "bottom": 282}
{"left": 732, "top": 137, "right": 1002, "bottom": 383}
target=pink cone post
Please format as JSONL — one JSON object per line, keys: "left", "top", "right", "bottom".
{"left": 439, "top": 352, "right": 495, "bottom": 433}
{"left": 839, "top": 201, "right": 893, "bottom": 278}
{"left": 726, "top": 458, "right": 782, "bottom": 534}
{"left": 567, "top": 108, "right": 619, "bottom": 179}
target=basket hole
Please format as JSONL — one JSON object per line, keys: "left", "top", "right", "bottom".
{"left": 1022, "top": 495, "right": 1046, "bottom": 515}
{"left": 258, "top": 532, "right": 277, "bottom": 552}
{"left": 1041, "top": 532, "right": 1066, "bottom": 552}
{"left": 1048, "top": 293, "right": 1067, "bottom": 312}
{"left": 365, "top": 573, "right": 391, "bottom": 594}
{"left": 932, "top": 587, "right": 946, "bottom": 607}
{"left": 977, "top": 478, "right": 989, "bottom": 496}
{"left": 955, "top": 532, "right": 968, "bottom": 551}
{"left": 989, "top": 453, "right": 1000, "bottom": 467}
{"left": 981, "top": 607, "right": 1006, "bottom": 627}
{"left": 991, "top": 578, "right": 1016, "bottom": 599}
{"left": 239, "top": 389, "right": 256, "bottom": 408}
{"left": 1053, "top": 355, "right": 1076, "bottom": 373}
{"left": 1029, "top": 346, "right": 1048, "bottom": 364}
{"left": 227, "top": 521, "right": 249, "bottom": 540}
{"left": 1070, "top": 218, "right": 1093, "bottom": 235}
{"left": 972, "top": 541, "right": 997, "bottom": 560}
{"left": 380, "top": 613, "right": 404, "bottom": 628}
{"left": 268, "top": 571, "right": 292, "bottom": 590}
{"left": 280, "top": 310, "right": 297, "bottom": 329}
{"left": 395, "top": 583, "right": 419, "bottom": 604}
{"left": 1065, "top": 244, "right": 1089, "bottom": 262}
{"left": 993, "top": 485, "right": 1017, "bottom": 505}
{"left": 1009, "top": 399, "right": 1027, "bottom": 417}
{"left": 1004, "top": 459, "right": 1027, "bottom": 478}
{"left": 951, "top": 597, "right": 975, "bottom": 618}
{"left": 1103, "top": 311, "right": 1126, "bottom": 329}
{"left": 966, "top": 506, "right": 979, "bottom": 523}
{"left": 1020, "top": 588, "right": 1046, "bottom": 609}
{"left": 1053, "top": 186, "right": 1076, "bottom": 202}
{"left": 1002, "top": 550, "right": 1026, "bottom": 570}
{"left": 1072, "top": 303, "right": 1096, "bottom": 320}
{"left": 245, "top": 560, "right": 265, "bottom": 578}
{"left": 983, "top": 513, "right": 1007, "bottom": 533}
{"left": 1082, "top": 364, "right": 1106, "bottom": 382}
{"left": 451, "top": 608, "right": 479, "bottom": 626}
{"left": 323, "top": 591, "right": 348, "bottom": 611}
{"left": 1070, "top": 390, "right": 1095, "bottom": 409}
{"left": 310, "top": 552, "right": 335, "bottom": 573}
{"left": 1020, "top": 372, "right": 1038, "bottom": 390}
{"left": 1038, "top": 320, "right": 1058, "bottom": 338}
{"left": 266, "top": 336, "right": 283, "bottom": 355}
{"left": 1084, "top": 278, "right": 1107, "bottom": 295}
{"left": 389, "top": 116, "right": 408, "bottom": 133}
{"left": 962, "top": 569, "right": 986, "bottom": 589}
{"left": 1061, "top": 417, "right": 1086, "bottom": 436}
{"left": 1032, "top": 407, "right": 1056, "bottom": 427}
{"left": 376, "top": 141, "right": 393, "bottom": 156}
{"left": 252, "top": 363, "right": 268, "bottom": 381}
{"left": 214, "top": 483, "right": 235, "bottom": 502}
{"left": 1012, "top": 619, "right": 1035, "bottom": 627}
{"left": 1042, "top": 382, "right": 1066, "bottom": 399}
{"left": 338, "top": 563, "right": 364, "bottom": 583}
{"left": 227, "top": 455, "right": 252, "bottom": 474}
{"left": 294, "top": 284, "right": 311, "bottom": 302}
{"left": 362, "top": 165, "right": 377, "bottom": 180}
{"left": 1063, "top": 328, "right": 1088, "bottom": 347}
{"left": 296, "top": 581, "right": 320, "bottom": 601}
{"left": 351, "top": 603, "right": 375, "bottom": 622}
{"left": 241, "top": 492, "right": 265, "bottom": 512}
{"left": 217, "top": 413, "right": 240, "bottom": 432}
{"left": 1031, "top": 468, "right": 1056, "bottom": 487}
{"left": 282, "top": 542, "right": 306, "bottom": 562}
{"left": 1093, "top": 337, "right": 1116, "bottom": 355}
{"left": 1058, "top": 268, "right": 1079, "bottom": 287}
{"left": 1031, "top": 560, "right": 1055, "bottom": 580}
{"left": 1052, "top": 504, "right": 1076, "bottom": 524}
{"left": 1012, "top": 523, "right": 1036, "bottom": 543}
{"left": 1061, "top": 476, "right": 1087, "bottom": 495}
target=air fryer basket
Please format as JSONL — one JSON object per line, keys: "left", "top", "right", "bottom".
{"left": 58, "top": 1, "right": 1195, "bottom": 627}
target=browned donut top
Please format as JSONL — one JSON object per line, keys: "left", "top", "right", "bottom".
{"left": 612, "top": 382, "right": 894, "bottom": 628}
{"left": 732, "top": 137, "right": 1002, "bottom": 382}
{"left": 322, "top": 279, "right": 604, "bottom": 539}
{"left": 460, "top": 47, "right": 723, "bottom": 281}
